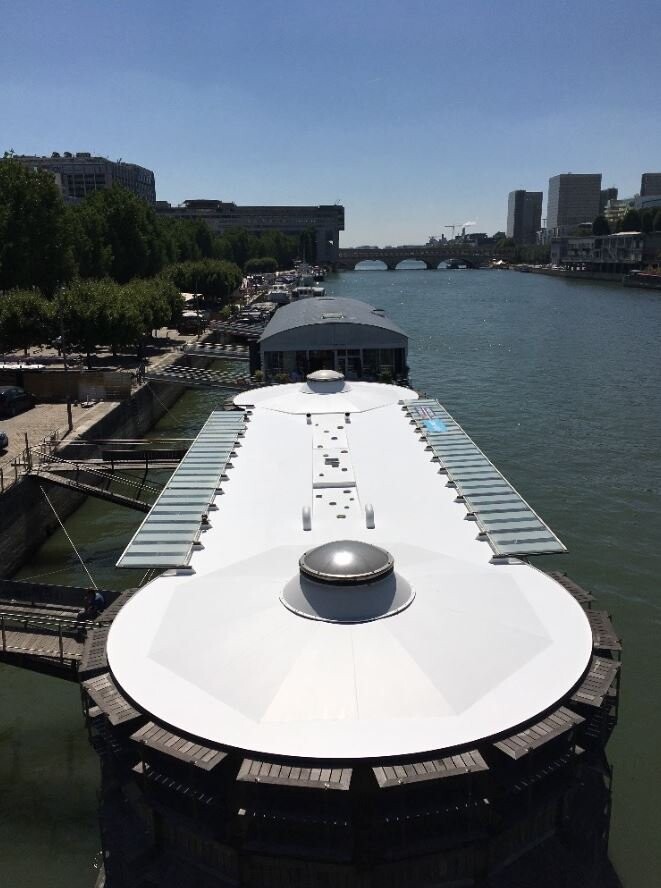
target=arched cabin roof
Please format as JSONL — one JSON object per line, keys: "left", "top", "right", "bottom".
{"left": 259, "top": 297, "right": 408, "bottom": 351}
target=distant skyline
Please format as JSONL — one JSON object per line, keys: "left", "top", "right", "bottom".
{"left": 3, "top": 0, "right": 661, "bottom": 246}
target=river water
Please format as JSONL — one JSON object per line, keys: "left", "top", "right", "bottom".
{"left": 2, "top": 267, "right": 660, "bottom": 887}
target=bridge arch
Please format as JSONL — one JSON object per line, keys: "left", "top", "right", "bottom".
{"left": 393, "top": 258, "right": 428, "bottom": 271}
{"left": 354, "top": 260, "right": 388, "bottom": 271}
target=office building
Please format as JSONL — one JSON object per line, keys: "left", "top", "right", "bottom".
{"left": 600, "top": 187, "right": 618, "bottom": 213}
{"left": 15, "top": 152, "right": 156, "bottom": 204}
{"left": 506, "top": 190, "right": 543, "bottom": 244}
{"left": 640, "top": 173, "right": 661, "bottom": 197}
{"left": 547, "top": 173, "right": 602, "bottom": 235}
{"left": 157, "top": 199, "right": 345, "bottom": 266}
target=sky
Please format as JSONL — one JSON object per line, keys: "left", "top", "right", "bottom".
{"left": 2, "top": 0, "right": 661, "bottom": 246}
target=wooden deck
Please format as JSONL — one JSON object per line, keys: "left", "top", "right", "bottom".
{"left": 494, "top": 706, "right": 584, "bottom": 761}
{"left": 373, "top": 750, "right": 488, "bottom": 788}
{"left": 131, "top": 721, "right": 226, "bottom": 771}
{"left": 83, "top": 672, "right": 141, "bottom": 726}
{"left": 237, "top": 759, "right": 352, "bottom": 791}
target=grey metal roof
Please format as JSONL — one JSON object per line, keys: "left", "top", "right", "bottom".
{"left": 403, "top": 399, "right": 567, "bottom": 558}
{"left": 259, "top": 297, "right": 407, "bottom": 342}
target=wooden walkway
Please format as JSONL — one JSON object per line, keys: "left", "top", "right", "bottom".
{"left": 0, "top": 605, "right": 94, "bottom": 679}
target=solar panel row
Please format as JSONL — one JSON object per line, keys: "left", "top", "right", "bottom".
{"left": 403, "top": 399, "right": 566, "bottom": 558}
{"left": 116, "top": 411, "right": 246, "bottom": 569}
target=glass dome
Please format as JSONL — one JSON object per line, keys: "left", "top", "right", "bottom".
{"left": 299, "top": 540, "right": 394, "bottom": 585}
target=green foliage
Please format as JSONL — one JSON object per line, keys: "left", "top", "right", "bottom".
{"left": 592, "top": 215, "right": 610, "bottom": 236}
{"left": 640, "top": 210, "right": 654, "bottom": 234}
{"left": 71, "top": 186, "right": 166, "bottom": 282}
{"left": 0, "top": 288, "right": 54, "bottom": 354}
{"left": 1, "top": 161, "right": 303, "bottom": 300}
{"left": 245, "top": 256, "right": 277, "bottom": 273}
{"left": 618, "top": 209, "right": 642, "bottom": 232}
{"left": 0, "top": 155, "right": 75, "bottom": 295}
{"left": 165, "top": 259, "right": 243, "bottom": 302}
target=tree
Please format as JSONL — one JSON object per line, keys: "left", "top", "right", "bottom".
{"left": 0, "top": 155, "right": 75, "bottom": 294}
{"left": 55, "top": 279, "right": 118, "bottom": 369}
{"left": 77, "top": 186, "right": 165, "bottom": 282}
{"left": 0, "top": 289, "right": 53, "bottom": 355}
{"left": 618, "top": 209, "right": 641, "bottom": 232}
{"left": 245, "top": 256, "right": 277, "bottom": 274}
{"left": 165, "top": 259, "right": 243, "bottom": 302}
{"left": 641, "top": 210, "right": 654, "bottom": 234}
{"left": 592, "top": 215, "right": 610, "bottom": 236}
{"left": 69, "top": 200, "right": 113, "bottom": 278}
{"left": 654, "top": 210, "right": 661, "bottom": 233}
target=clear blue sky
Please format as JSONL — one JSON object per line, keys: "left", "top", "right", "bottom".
{"left": 3, "top": 0, "right": 660, "bottom": 245}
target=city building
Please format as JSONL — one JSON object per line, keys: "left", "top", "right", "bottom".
{"left": 603, "top": 197, "right": 636, "bottom": 227}
{"left": 258, "top": 296, "right": 408, "bottom": 380}
{"left": 156, "top": 200, "right": 345, "bottom": 267}
{"left": 600, "top": 187, "right": 618, "bottom": 213}
{"left": 547, "top": 173, "right": 602, "bottom": 235}
{"left": 550, "top": 231, "right": 661, "bottom": 273}
{"left": 640, "top": 173, "right": 661, "bottom": 197}
{"left": 506, "top": 190, "right": 543, "bottom": 244}
{"left": 15, "top": 152, "right": 156, "bottom": 204}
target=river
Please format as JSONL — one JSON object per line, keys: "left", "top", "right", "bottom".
{"left": 2, "top": 266, "right": 660, "bottom": 887}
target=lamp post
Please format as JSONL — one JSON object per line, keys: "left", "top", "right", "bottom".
{"left": 58, "top": 293, "right": 73, "bottom": 433}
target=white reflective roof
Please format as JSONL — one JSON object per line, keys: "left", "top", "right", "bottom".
{"left": 108, "top": 380, "right": 592, "bottom": 760}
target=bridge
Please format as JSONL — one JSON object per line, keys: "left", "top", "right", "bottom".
{"left": 337, "top": 245, "right": 501, "bottom": 271}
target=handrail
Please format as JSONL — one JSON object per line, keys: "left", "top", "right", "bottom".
{"left": 0, "top": 610, "right": 101, "bottom": 664}
{"left": 0, "top": 609, "right": 100, "bottom": 629}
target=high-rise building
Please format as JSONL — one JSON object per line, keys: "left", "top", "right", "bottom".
{"left": 600, "top": 187, "right": 618, "bottom": 213}
{"left": 506, "top": 190, "right": 543, "bottom": 244}
{"left": 640, "top": 173, "right": 661, "bottom": 196}
{"left": 547, "top": 173, "right": 602, "bottom": 234}
{"left": 15, "top": 152, "right": 156, "bottom": 204}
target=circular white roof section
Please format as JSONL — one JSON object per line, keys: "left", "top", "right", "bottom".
{"left": 235, "top": 379, "right": 416, "bottom": 414}
{"left": 107, "top": 549, "right": 592, "bottom": 760}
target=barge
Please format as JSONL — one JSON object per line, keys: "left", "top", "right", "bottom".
{"left": 76, "top": 369, "right": 620, "bottom": 887}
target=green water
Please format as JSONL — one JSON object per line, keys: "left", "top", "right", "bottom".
{"left": 2, "top": 268, "right": 660, "bottom": 886}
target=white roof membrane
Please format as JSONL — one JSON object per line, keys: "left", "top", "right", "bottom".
{"left": 108, "top": 381, "right": 591, "bottom": 760}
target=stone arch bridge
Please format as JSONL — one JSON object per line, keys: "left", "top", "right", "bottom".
{"left": 337, "top": 245, "right": 499, "bottom": 271}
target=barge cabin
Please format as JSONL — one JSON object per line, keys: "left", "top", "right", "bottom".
{"left": 258, "top": 297, "right": 408, "bottom": 382}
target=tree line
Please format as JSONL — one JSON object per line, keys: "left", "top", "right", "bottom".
{"left": 0, "top": 278, "right": 183, "bottom": 368}
{"left": 0, "top": 154, "right": 303, "bottom": 295}
{"left": 593, "top": 208, "right": 661, "bottom": 236}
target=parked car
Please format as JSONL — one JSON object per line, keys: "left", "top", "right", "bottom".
{"left": 0, "top": 429, "right": 7, "bottom": 450}
{"left": 0, "top": 386, "right": 35, "bottom": 418}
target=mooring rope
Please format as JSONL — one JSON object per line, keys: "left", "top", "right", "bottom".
{"left": 39, "top": 485, "right": 98, "bottom": 590}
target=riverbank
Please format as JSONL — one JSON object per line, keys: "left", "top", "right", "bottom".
{"left": 0, "top": 380, "right": 182, "bottom": 578}
{"left": 519, "top": 265, "right": 661, "bottom": 290}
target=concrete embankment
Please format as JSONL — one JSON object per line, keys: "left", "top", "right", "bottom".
{"left": 523, "top": 267, "right": 661, "bottom": 289}
{"left": 0, "top": 380, "right": 181, "bottom": 578}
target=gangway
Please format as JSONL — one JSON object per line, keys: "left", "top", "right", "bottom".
{"left": 29, "top": 468, "right": 152, "bottom": 512}
{"left": 0, "top": 581, "right": 120, "bottom": 680}
{"left": 145, "top": 366, "right": 256, "bottom": 390}
{"left": 184, "top": 342, "right": 250, "bottom": 360}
